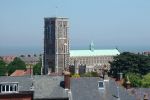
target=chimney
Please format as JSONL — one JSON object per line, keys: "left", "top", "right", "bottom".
{"left": 63, "top": 71, "right": 71, "bottom": 90}
{"left": 125, "top": 76, "right": 131, "bottom": 89}
{"left": 117, "top": 73, "right": 123, "bottom": 81}
{"left": 143, "top": 94, "right": 149, "bottom": 100}
{"left": 74, "top": 59, "right": 79, "bottom": 74}
{"left": 126, "top": 80, "right": 131, "bottom": 89}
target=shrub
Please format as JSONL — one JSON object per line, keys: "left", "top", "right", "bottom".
{"left": 141, "top": 73, "right": 150, "bottom": 88}
{"left": 71, "top": 74, "right": 80, "bottom": 78}
{"left": 80, "top": 72, "right": 99, "bottom": 77}
{"left": 125, "top": 73, "right": 142, "bottom": 87}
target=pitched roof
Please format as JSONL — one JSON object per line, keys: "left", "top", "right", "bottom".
{"left": 0, "top": 76, "right": 33, "bottom": 92}
{"left": 10, "top": 70, "right": 26, "bottom": 76}
{"left": 0, "top": 76, "right": 139, "bottom": 100}
{"left": 10, "top": 68, "right": 32, "bottom": 76}
{"left": 71, "top": 77, "right": 136, "bottom": 100}
{"left": 19, "top": 57, "right": 39, "bottom": 64}
{"left": 129, "top": 88, "right": 150, "bottom": 100}
{"left": 0, "top": 76, "right": 68, "bottom": 99}
{"left": 33, "top": 75, "right": 68, "bottom": 99}
{"left": 70, "top": 49, "right": 120, "bottom": 57}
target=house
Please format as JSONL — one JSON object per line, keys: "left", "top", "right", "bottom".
{"left": 0, "top": 74, "right": 147, "bottom": 100}
{"left": 0, "top": 76, "right": 33, "bottom": 100}
{"left": 19, "top": 56, "right": 40, "bottom": 68}
{"left": 71, "top": 77, "right": 136, "bottom": 100}
{"left": 0, "top": 75, "right": 68, "bottom": 100}
{"left": 10, "top": 68, "right": 33, "bottom": 76}
{"left": 128, "top": 88, "right": 150, "bottom": 100}
{"left": 2, "top": 56, "right": 16, "bottom": 64}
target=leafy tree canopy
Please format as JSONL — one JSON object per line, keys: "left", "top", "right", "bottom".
{"left": 0, "top": 60, "right": 7, "bottom": 76}
{"left": 109, "top": 52, "right": 150, "bottom": 78}
{"left": 125, "top": 72, "right": 150, "bottom": 88}
{"left": 7, "top": 57, "right": 26, "bottom": 75}
{"left": 33, "top": 59, "right": 42, "bottom": 75}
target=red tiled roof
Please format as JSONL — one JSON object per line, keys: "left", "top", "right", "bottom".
{"left": 10, "top": 70, "right": 25, "bottom": 76}
{"left": 2, "top": 56, "right": 16, "bottom": 63}
{"left": 10, "top": 68, "right": 33, "bottom": 76}
{"left": 25, "top": 68, "right": 33, "bottom": 75}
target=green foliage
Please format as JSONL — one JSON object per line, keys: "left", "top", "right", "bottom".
{"left": 125, "top": 72, "right": 150, "bottom": 87}
{"left": 71, "top": 74, "right": 80, "bottom": 78}
{"left": 0, "top": 60, "right": 7, "bottom": 76}
{"left": 110, "top": 52, "right": 150, "bottom": 87}
{"left": 80, "top": 72, "right": 99, "bottom": 77}
{"left": 141, "top": 73, "right": 150, "bottom": 88}
{"left": 125, "top": 73, "right": 142, "bottom": 87}
{"left": 110, "top": 52, "right": 150, "bottom": 78}
{"left": 7, "top": 57, "right": 26, "bottom": 75}
{"left": 33, "top": 59, "right": 42, "bottom": 75}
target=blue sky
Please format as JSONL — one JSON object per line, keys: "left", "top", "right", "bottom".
{"left": 0, "top": 0, "right": 150, "bottom": 55}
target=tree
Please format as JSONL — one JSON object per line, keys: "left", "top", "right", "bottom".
{"left": 34, "top": 54, "right": 37, "bottom": 57}
{"left": 125, "top": 73, "right": 142, "bottom": 87}
{"left": 109, "top": 52, "right": 150, "bottom": 78}
{"left": 33, "top": 59, "right": 42, "bottom": 75}
{"left": 28, "top": 54, "right": 31, "bottom": 57}
{"left": 125, "top": 72, "right": 150, "bottom": 88}
{"left": 7, "top": 57, "right": 26, "bottom": 75}
{"left": 0, "top": 60, "right": 7, "bottom": 76}
{"left": 20, "top": 55, "right": 25, "bottom": 57}
{"left": 141, "top": 73, "right": 150, "bottom": 88}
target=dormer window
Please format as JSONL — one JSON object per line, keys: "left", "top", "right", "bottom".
{"left": 98, "top": 81, "right": 105, "bottom": 89}
{"left": 0, "top": 83, "right": 18, "bottom": 93}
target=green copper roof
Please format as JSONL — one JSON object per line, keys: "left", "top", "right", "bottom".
{"left": 70, "top": 49, "right": 120, "bottom": 57}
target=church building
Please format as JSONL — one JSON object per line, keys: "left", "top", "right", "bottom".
{"left": 43, "top": 17, "right": 120, "bottom": 75}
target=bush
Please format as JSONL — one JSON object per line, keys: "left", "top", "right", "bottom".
{"left": 71, "top": 74, "right": 80, "bottom": 78}
{"left": 124, "top": 72, "right": 150, "bottom": 87}
{"left": 141, "top": 73, "right": 150, "bottom": 88}
{"left": 125, "top": 73, "right": 142, "bottom": 87}
{"left": 80, "top": 72, "right": 99, "bottom": 77}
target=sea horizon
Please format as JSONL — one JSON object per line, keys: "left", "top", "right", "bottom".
{"left": 0, "top": 46, "right": 150, "bottom": 56}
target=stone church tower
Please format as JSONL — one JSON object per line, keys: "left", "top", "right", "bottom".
{"left": 43, "top": 17, "right": 69, "bottom": 74}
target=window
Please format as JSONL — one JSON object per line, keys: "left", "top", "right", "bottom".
{"left": 10, "top": 85, "right": 13, "bottom": 91}
{"left": 2, "top": 85, "right": 5, "bottom": 91}
{"left": 0, "top": 83, "right": 18, "bottom": 93}
{"left": 98, "top": 81, "right": 105, "bottom": 89}
{"left": 6, "top": 85, "right": 9, "bottom": 91}
{"left": 14, "top": 85, "right": 17, "bottom": 91}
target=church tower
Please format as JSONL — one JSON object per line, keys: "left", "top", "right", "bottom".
{"left": 43, "top": 17, "right": 69, "bottom": 74}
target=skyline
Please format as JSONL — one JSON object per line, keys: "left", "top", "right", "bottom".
{"left": 0, "top": 0, "right": 150, "bottom": 55}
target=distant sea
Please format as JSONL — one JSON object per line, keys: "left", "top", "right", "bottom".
{"left": 0, "top": 46, "right": 150, "bottom": 56}
{"left": 0, "top": 47, "right": 43, "bottom": 56}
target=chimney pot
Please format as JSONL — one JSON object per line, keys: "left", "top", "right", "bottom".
{"left": 143, "top": 94, "right": 149, "bottom": 100}
{"left": 126, "top": 80, "right": 131, "bottom": 89}
{"left": 63, "top": 71, "right": 71, "bottom": 90}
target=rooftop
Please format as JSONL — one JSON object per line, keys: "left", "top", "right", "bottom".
{"left": 0, "top": 76, "right": 68, "bottom": 99}
{"left": 19, "top": 56, "right": 39, "bottom": 64}
{"left": 0, "top": 76, "right": 142, "bottom": 100}
{"left": 70, "top": 49, "right": 120, "bottom": 57}
{"left": 71, "top": 77, "right": 136, "bottom": 100}
{"left": 10, "top": 68, "right": 33, "bottom": 76}
{"left": 33, "top": 75, "right": 68, "bottom": 99}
